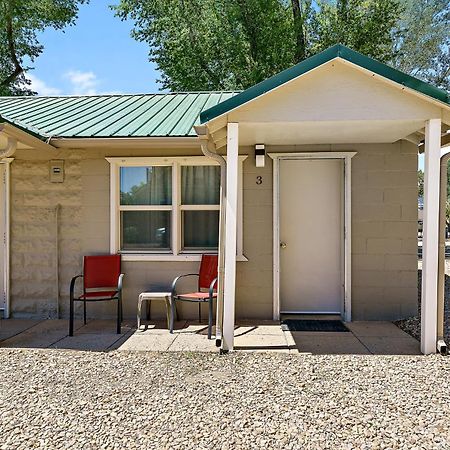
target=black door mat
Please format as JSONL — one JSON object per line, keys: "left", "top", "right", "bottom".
{"left": 281, "top": 319, "right": 349, "bottom": 332}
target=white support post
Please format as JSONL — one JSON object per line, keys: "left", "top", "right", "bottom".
{"left": 421, "top": 118, "right": 442, "bottom": 354}
{"left": 222, "top": 122, "right": 239, "bottom": 352}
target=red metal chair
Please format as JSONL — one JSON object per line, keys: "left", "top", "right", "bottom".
{"left": 170, "top": 254, "right": 218, "bottom": 339}
{"left": 69, "top": 255, "right": 124, "bottom": 336}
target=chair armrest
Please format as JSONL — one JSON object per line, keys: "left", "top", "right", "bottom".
{"left": 171, "top": 274, "right": 199, "bottom": 297}
{"left": 70, "top": 275, "right": 83, "bottom": 299}
{"left": 209, "top": 277, "right": 218, "bottom": 298}
{"left": 117, "top": 273, "right": 124, "bottom": 292}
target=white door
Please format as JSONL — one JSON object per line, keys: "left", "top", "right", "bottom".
{"left": 279, "top": 159, "right": 343, "bottom": 314}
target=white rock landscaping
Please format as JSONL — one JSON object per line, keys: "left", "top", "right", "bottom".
{"left": 0, "top": 349, "right": 449, "bottom": 449}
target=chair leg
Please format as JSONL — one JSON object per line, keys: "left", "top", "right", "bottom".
{"left": 198, "top": 303, "right": 201, "bottom": 323}
{"left": 137, "top": 297, "right": 142, "bottom": 330}
{"left": 117, "top": 296, "right": 122, "bottom": 334}
{"left": 208, "top": 299, "right": 213, "bottom": 340}
{"left": 83, "top": 301, "right": 87, "bottom": 325}
{"left": 170, "top": 298, "right": 175, "bottom": 334}
{"left": 69, "top": 297, "right": 74, "bottom": 336}
{"left": 164, "top": 297, "right": 171, "bottom": 330}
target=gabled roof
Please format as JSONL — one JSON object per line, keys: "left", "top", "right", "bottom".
{"left": 200, "top": 44, "right": 450, "bottom": 124}
{"left": 0, "top": 92, "right": 239, "bottom": 140}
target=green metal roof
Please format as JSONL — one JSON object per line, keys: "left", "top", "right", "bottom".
{"left": 0, "top": 92, "right": 239, "bottom": 140}
{"left": 200, "top": 44, "right": 450, "bottom": 123}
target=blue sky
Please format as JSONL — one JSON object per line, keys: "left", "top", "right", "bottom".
{"left": 29, "top": 0, "right": 162, "bottom": 96}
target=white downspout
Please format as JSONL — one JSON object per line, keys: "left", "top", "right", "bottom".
{"left": 0, "top": 134, "right": 16, "bottom": 319}
{"left": 0, "top": 135, "right": 17, "bottom": 159}
{"left": 195, "top": 127, "right": 226, "bottom": 347}
{"left": 437, "top": 151, "right": 450, "bottom": 354}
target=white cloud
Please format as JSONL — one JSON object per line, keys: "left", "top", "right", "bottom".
{"left": 28, "top": 74, "right": 62, "bottom": 96}
{"left": 65, "top": 70, "right": 99, "bottom": 95}
{"left": 26, "top": 70, "right": 121, "bottom": 96}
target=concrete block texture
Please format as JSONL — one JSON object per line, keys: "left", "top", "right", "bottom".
{"left": 9, "top": 141, "right": 418, "bottom": 322}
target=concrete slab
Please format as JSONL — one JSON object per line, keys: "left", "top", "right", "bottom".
{"left": 136, "top": 320, "right": 187, "bottom": 335}
{"left": 168, "top": 333, "right": 217, "bottom": 352}
{"left": 0, "top": 319, "right": 43, "bottom": 340}
{"left": 76, "top": 319, "right": 134, "bottom": 334}
{"left": 0, "top": 320, "right": 83, "bottom": 349}
{"left": 118, "top": 332, "right": 177, "bottom": 352}
{"left": 52, "top": 333, "right": 127, "bottom": 352}
{"left": 287, "top": 331, "right": 371, "bottom": 355}
{"left": 357, "top": 336, "right": 421, "bottom": 355}
{"left": 234, "top": 333, "right": 290, "bottom": 352}
{"left": 346, "top": 321, "right": 412, "bottom": 338}
{"left": 234, "top": 323, "right": 285, "bottom": 336}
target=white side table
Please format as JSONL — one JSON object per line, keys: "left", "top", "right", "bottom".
{"left": 137, "top": 292, "right": 172, "bottom": 330}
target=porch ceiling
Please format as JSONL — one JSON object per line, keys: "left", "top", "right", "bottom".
{"left": 233, "top": 119, "right": 426, "bottom": 146}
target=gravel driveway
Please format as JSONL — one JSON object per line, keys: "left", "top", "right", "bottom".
{"left": 1, "top": 349, "right": 449, "bottom": 450}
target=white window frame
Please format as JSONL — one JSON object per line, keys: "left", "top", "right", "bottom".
{"left": 106, "top": 156, "right": 247, "bottom": 261}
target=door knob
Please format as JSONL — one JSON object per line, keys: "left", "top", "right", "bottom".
{"left": 280, "top": 242, "right": 287, "bottom": 249}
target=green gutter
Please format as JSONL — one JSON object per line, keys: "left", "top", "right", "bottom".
{"left": 200, "top": 44, "right": 450, "bottom": 124}
{"left": 0, "top": 115, "right": 47, "bottom": 141}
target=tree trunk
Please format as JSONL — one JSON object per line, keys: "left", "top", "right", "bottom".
{"left": 0, "top": 6, "right": 24, "bottom": 89}
{"left": 291, "top": 0, "right": 306, "bottom": 62}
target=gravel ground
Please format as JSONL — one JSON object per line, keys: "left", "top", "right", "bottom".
{"left": 1, "top": 349, "right": 450, "bottom": 450}
{"left": 394, "top": 316, "right": 420, "bottom": 341}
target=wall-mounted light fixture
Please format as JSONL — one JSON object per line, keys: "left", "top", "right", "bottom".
{"left": 255, "top": 144, "right": 265, "bottom": 168}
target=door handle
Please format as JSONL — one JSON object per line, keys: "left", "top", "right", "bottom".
{"left": 280, "top": 242, "right": 287, "bottom": 249}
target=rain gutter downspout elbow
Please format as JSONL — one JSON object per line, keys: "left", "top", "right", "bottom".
{"left": 195, "top": 125, "right": 226, "bottom": 349}
{"left": 0, "top": 134, "right": 17, "bottom": 159}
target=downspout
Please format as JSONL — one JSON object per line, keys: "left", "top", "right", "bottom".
{"left": 0, "top": 134, "right": 16, "bottom": 319}
{"left": 0, "top": 135, "right": 17, "bottom": 159}
{"left": 437, "top": 151, "right": 450, "bottom": 355}
{"left": 195, "top": 126, "right": 226, "bottom": 348}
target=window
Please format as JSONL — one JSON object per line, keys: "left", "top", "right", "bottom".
{"left": 107, "top": 156, "right": 246, "bottom": 261}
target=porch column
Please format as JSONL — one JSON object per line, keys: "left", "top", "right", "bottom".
{"left": 421, "top": 118, "right": 442, "bottom": 354}
{"left": 222, "top": 122, "right": 239, "bottom": 352}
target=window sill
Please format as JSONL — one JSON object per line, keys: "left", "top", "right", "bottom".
{"left": 120, "top": 254, "right": 249, "bottom": 262}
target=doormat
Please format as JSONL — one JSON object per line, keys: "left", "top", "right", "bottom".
{"left": 281, "top": 319, "right": 349, "bottom": 332}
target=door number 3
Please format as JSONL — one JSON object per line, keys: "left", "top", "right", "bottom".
{"left": 256, "top": 176, "right": 263, "bottom": 185}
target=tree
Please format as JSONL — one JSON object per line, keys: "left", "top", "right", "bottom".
{"left": 393, "top": 0, "right": 449, "bottom": 91}
{"left": 418, "top": 169, "right": 424, "bottom": 198}
{"left": 310, "top": 0, "right": 402, "bottom": 62}
{"left": 114, "top": 0, "right": 402, "bottom": 91}
{"left": 0, "top": 0, "right": 88, "bottom": 96}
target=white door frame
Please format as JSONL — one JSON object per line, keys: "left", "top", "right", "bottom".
{"left": 269, "top": 152, "right": 356, "bottom": 322}
{"left": 0, "top": 158, "right": 12, "bottom": 318}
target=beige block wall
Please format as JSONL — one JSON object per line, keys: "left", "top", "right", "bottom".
{"left": 350, "top": 141, "right": 418, "bottom": 320}
{"left": 9, "top": 141, "right": 417, "bottom": 321}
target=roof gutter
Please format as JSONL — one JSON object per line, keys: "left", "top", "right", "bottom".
{"left": 0, "top": 122, "right": 54, "bottom": 152}
{"left": 195, "top": 124, "right": 226, "bottom": 348}
{"left": 49, "top": 136, "right": 200, "bottom": 149}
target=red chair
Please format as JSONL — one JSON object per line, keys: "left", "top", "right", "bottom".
{"left": 69, "top": 255, "right": 124, "bottom": 336}
{"left": 170, "top": 254, "right": 218, "bottom": 339}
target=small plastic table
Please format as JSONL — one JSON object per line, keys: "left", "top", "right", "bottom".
{"left": 137, "top": 291, "right": 171, "bottom": 330}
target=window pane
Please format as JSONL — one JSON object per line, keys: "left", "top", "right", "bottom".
{"left": 121, "top": 211, "right": 171, "bottom": 250}
{"left": 183, "top": 211, "right": 219, "bottom": 250}
{"left": 120, "top": 166, "right": 172, "bottom": 205}
{"left": 181, "top": 166, "right": 220, "bottom": 205}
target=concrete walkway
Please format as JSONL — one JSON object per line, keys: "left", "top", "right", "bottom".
{"left": 0, "top": 318, "right": 421, "bottom": 355}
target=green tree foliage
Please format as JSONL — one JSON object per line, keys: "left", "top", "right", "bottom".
{"left": 393, "top": 0, "right": 449, "bottom": 91}
{"left": 418, "top": 169, "right": 424, "bottom": 198}
{"left": 0, "top": 0, "right": 88, "bottom": 96}
{"left": 311, "top": 0, "right": 402, "bottom": 62}
{"left": 115, "top": 0, "right": 402, "bottom": 91}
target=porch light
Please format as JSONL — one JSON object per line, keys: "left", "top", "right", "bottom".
{"left": 255, "top": 144, "right": 265, "bottom": 168}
